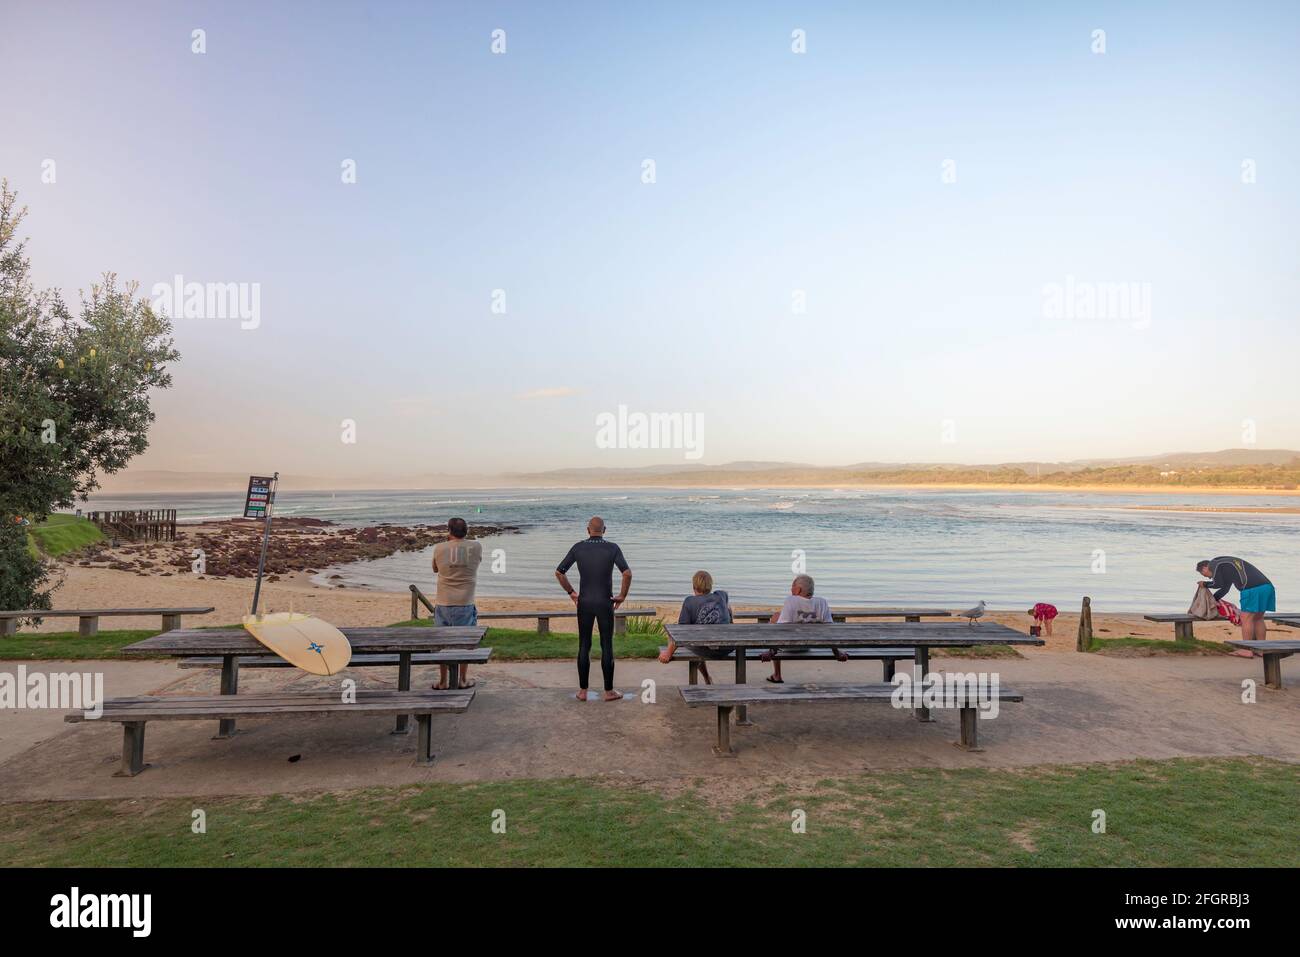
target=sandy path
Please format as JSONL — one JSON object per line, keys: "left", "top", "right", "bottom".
{"left": 1, "top": 651, "right": 1295, "bottom": 803}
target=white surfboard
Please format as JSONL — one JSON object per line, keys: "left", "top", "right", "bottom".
{"left": 242, "top": 612, "right": 352, "bottom": 676}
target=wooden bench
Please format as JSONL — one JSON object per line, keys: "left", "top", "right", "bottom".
{"left": 0, "top": 606, "right": 214, "bottom": 637}
{"left": 178, "top": 650, "right": 491, "bottom": 686}
{"left": 65, "top": 689, "right": 474, "bottom": 776}
{"left": 472, "top": 609, "right": 658, "bottom": 635}
{"left": 660, "top": 645, "right": 914, "bottom": 683}
{"left": 1225, "top": 639, "right": 1300, "bottom": 690}
{"left": 732, "top": 608, "right": 951, "bottom": 623}
{"left": 1145, "top": 612, "right": 1300, "bottom": 642}
{"left": 680, "top": 682, "right": 1023, "bottom": 755}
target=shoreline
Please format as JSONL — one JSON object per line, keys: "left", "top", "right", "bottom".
{"left": 91, "top": 482, "right": 1300, "bottom": 497}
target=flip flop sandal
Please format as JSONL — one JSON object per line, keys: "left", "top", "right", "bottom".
{"left": 766, "top": 675, "right": 784, "bottom": 683}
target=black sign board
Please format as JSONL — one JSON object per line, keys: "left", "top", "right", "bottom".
{"left": 244, "top": 475, "right": 275, "bottom": 520}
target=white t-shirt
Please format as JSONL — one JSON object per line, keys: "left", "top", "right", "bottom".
{"left": 775, "top": 595, "right": 832, "bottom": 623}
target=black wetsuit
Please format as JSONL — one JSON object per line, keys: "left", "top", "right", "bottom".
{"left": 557, "top": 536, "right": 630, "bottom": 691}
{"left": 1203, "top": 556, "right": 1271, "bottom": 601}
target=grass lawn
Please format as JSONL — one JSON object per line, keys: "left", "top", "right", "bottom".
{"left": 1086, "top": 635, "right": 1232, "bottom": 655}
{"left": 27, "top": 514, "right": 103, "bottom": 558}
{"left": 0, "top": 757, "right": 1293, "bottom": 867}
{"left": 0, "top": 624, "right": 665, "bottom": 661}
{"left": 390, "top": 618, "right": 665, "bottom": 660}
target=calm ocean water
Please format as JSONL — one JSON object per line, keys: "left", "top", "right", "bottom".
{"left": 75, "top": 487, "right": 1298, "bottom": 612}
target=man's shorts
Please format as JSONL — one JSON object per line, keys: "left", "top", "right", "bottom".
{"left": 434, "top": 604, "right": 478, "bottom": 626}
{"left": 1239, "top": 584, "right": 1276, "bottom": 613}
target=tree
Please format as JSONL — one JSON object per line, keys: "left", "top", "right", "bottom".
{"left": 0, "top": 180, "right": 180, "bottom": 610}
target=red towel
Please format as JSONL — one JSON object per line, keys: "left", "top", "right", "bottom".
{"left": 1031, "top": 603, "right": 1058, "bottom": 621}
{"left": 1216, "top": 600, "right": 1241, "bottom": 626}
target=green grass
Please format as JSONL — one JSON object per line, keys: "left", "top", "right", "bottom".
{"left": 0, "top": 629, "right": 165, "bottom": 660}
{"left": 392, "top": 619, "right": 665, "bottom": 660}
{"left": 26, "top": 514, "right": 103, "bottom": 558}
{"left": 1085, "top": 635, "right": 1232, "bottom": 655}
{"left": 0, "top": 757, "right": 1293, "bottom": 867}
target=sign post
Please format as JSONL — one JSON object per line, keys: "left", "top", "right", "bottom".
{"left": 245, "top": 473, "right": 278, "bottom": 616}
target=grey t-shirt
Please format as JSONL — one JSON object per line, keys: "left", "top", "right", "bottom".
{"left": 679, "top": 590, "right": 732, "bottom": 625}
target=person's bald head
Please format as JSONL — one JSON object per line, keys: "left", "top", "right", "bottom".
{"left": 587, "top": 516, "right": 606, "bottom": 536}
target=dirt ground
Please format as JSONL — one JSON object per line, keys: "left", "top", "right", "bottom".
{"left": 1, "top": 650, "right": 1295, "bottom": 803}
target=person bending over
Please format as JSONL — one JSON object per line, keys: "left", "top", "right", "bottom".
{"left": 1197, "top": 556, "right": 1275, "bottom": 645}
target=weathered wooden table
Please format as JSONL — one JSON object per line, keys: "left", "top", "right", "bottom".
{"left": 1226, "top": 637, "right": 1300, "bottom": 690}
{"left": 122, "top": 626, "right": 485, "bottom": 736}
{"left": 732, "top": 608, "right": 952, "bottom": 623}
{"left": 663, "top": 621, "right": 1041, "bottom": 724}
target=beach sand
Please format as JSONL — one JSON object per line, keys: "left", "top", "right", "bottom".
{"left": 24, "top": 561, "right": 1286, "bottom": 651}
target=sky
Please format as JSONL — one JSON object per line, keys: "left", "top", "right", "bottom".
{"left": 3, "top": 1, "right": 1298, "bottom": 478}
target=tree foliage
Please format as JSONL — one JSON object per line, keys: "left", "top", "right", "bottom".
{"left": 0, "top": 180, "right": 179, "bottom": 609}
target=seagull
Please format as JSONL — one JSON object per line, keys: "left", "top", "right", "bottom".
{"left": 959, "top": 600, "right": 987, "bottom": 626}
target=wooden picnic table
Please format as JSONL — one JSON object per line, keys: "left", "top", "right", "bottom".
{"left": 122, "top": 626, "right": 485, "bottom": 736}
{"left": 732, "top": 607, "right": 952, "bottom": 623}
{"left": 664, "top": 621, "right": 1041, "bottom": 723}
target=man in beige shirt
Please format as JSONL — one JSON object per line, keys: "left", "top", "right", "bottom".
{"left": 431, "top": 517, "right": 483, "bottom": 689}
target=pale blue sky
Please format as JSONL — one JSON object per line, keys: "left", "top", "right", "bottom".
{"left": 3, "top": 1, "right": 1297, "bottom": 477}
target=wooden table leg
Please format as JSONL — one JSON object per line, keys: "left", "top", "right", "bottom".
{"left": 415, "top": 714, "right": 435, "bottom": 765}
{"left": 1262, "top": 653, "right": 1283, "bottom": 690}
{"left": 688, "top": 661, "right": 700, "bottom": 685}
{"left": 79, "top": 615, "right": 99, "bottom": 637}
{"left": 393, "top": 651, "right": 412, "bottom": 734}
{"left": 956, "top": 706, "right": 982, "bottom": 751}
{"left": 914, "top": 647, "right": 934, "bottom": 722}
{"left": 216, "top": 654, "right": 239, "bottom": 738}
{"left": 115, "top": 721, "right": 149, "bottom": 776}
{"left": 447, "top": 657, "right": 460, "bottom": 691}
{"left": 714, "top": 706, "right": 735, "bottom": 756}
{"left": 883, "top": 658, "right": 896, "bottom": 682}
{"left": 537, "top": 617, "right": 550, "bottom": 636}
{"left": 734, "top": 652, "right": 752, "bottom": 725}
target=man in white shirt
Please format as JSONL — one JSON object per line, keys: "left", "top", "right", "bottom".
{"left": 764, "top": 574, "right": 845, "bottom": 682}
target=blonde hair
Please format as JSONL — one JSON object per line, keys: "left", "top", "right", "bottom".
{"left": 692, "top": 570, "right": 713, "bottom": 594}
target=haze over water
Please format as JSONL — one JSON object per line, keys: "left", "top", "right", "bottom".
{"left": 78, "top": 488, "right": 1298, "bottom": 613}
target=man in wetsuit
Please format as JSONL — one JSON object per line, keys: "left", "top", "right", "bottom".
{"left": 555, "top": 517, "right": 632, "bottom": 701}
{"left": 1197, "top": 556, "right": 1275, "bottom": 643}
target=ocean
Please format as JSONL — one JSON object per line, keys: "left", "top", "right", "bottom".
{"left": 74, "top": 487, "right": 1298, "bottom": 612}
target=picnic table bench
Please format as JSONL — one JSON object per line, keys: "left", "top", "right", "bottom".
{"left": 1227, "top": 635, "right": 1300, "bottom": 690}
{"left": 732, "top": 608, "right": 952, "bottom": 623}
{"left": 681, "top": 682, "right": 1024, "bottom": 755}
{"left": 122, "top": 626, "right": 484, "bottom": 737}
{"left": 1144, "top": 611, "right": 1300, "bottom": 642}
{"left": 408, "top": 585, "right": 654, "bottom": 633}
{"left": 65, "top": 689, "right": 474, "bottom": 776}
{"left": 0, "top": 606, "right": 214, "bottom": 637}
{"left": 178, "top": 648, "right": 493, "bottom": 671}
{"left": 660, "top": 645, "right": 915, "bottom": 683}
{"left": 664, "top": 620, "right": 1041, "bottom": 727}
{"left": 463, "top": 608, "right": 658, "bottom": 634}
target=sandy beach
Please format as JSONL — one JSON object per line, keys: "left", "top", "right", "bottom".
{"left": 27, "top": 558, "right": 1289, "bottom": 652}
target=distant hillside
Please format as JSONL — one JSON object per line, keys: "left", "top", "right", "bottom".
{"left": 98, "top": 450, "right": 1300, "bottom": 493}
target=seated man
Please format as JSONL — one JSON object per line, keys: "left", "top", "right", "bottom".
{"left": 659, "top": 570, "right": 733, "bottom": 684}
{"left": 763, "top": 574, "right": 845, "bottom": 683}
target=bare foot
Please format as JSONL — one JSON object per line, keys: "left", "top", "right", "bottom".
{"left": 602, "top": 690, "right": 622, "bottom": 701}
{"left": 431, "top": 682, "right": 447, "bottom": 690}
{"left": 576, "top": 689, "right": 588, "bottom": 701}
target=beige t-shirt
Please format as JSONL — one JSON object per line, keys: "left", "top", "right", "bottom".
{"left": 432, "top": 538, "right": 483, "bottom": 606}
